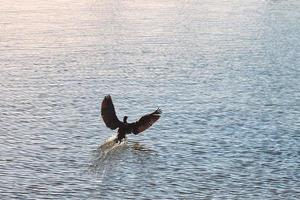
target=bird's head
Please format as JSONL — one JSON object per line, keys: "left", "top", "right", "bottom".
{"left": 123, "top": 116, "right": 128, "bottom": 123}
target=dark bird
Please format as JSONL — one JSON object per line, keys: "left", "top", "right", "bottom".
{"left": 101, "top": 95, "right": 161, "bottom": 143}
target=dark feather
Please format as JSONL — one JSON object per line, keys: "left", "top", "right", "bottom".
{"left": 132, "top": 108, "right": 162, "bottom": 134}
{"left": 101, "top": 95, "right": 121, "bottom": 130}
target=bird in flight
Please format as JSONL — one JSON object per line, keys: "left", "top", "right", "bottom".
{"left": 101, "top": 95, "right": 161, "bottom": 143}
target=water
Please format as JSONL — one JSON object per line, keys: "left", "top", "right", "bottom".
{"left": 0, "top": 0, "right": 299, "bottom": 199}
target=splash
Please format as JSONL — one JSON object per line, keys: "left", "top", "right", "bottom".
{"left": 88, "top": 134, "right": 127, "bottom": 177}
{"left": 99, "top": 134, "right": 127, "bottom": 151}
{"left": 88, "top": 135, "right": 157, "bottom": 180}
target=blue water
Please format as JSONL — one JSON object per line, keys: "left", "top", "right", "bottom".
{"left": 0, "top": 0, "right": 299, "bottom": 199}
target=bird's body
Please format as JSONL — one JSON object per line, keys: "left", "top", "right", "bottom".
{"left": 101, "top": 95, "right": 161, "bottom": 143}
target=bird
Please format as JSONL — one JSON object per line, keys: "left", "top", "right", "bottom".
{"left": 101, "top": 95, "right": 161, "bottom": 143}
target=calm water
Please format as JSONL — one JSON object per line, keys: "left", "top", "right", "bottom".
{"left": 0, "top": 0, "right": 299, "bottom": 199}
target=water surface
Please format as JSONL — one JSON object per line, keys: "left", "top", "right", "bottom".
{"left": 0, "top": 0, "right": 299, "bottom": 199}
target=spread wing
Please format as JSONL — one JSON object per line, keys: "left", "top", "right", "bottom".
{"left": 101, "top": 95, "right": 122, "bottom": 130}
{"left": 132, "top": 108, "right": 161, "bottom": 134}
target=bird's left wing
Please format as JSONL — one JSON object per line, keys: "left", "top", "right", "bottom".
{"left": 132, "top": 108, "right": 161, "bottom": 134}
{"left": 101, "top": 95, "right": 122, "bottom": 130}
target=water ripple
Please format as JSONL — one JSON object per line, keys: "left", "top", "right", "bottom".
{"left": 1, "top": 0, "right": 299, "bottom": 199}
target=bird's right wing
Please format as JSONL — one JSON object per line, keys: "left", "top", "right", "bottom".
{"left": 101, "top": 95, "right": 122, "bottom": 130}
{"left": 132, "top": 108, "right": 162, "bottom": 134}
